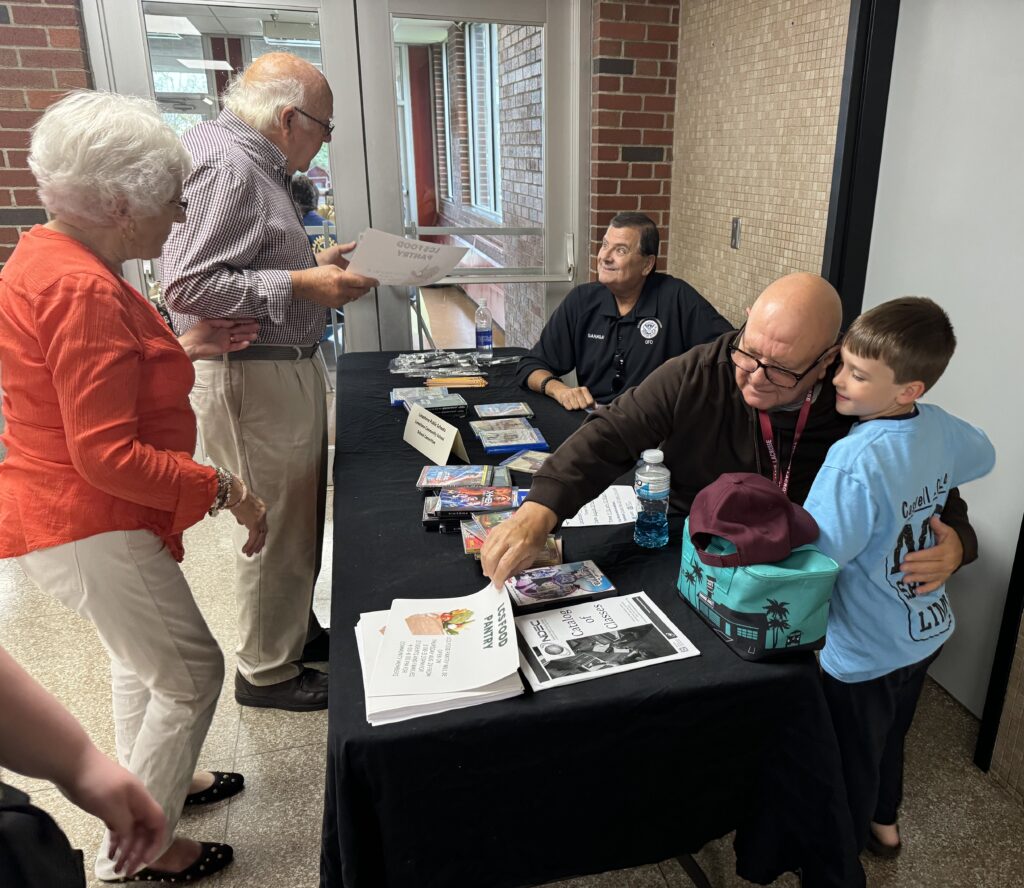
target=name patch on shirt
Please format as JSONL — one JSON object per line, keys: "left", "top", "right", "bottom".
{"left": 587, "top": 332, "right": 605, "bottom": 341}
{"left": 639, "top": 318, "right": 661, "bottom": 342}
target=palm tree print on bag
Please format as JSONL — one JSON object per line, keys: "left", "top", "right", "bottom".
{"left": 763, "top": 599, "right": 791, "bottom": 647}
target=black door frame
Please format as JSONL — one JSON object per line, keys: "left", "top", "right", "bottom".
{"left": 823, "top": 0, "right": 1023, "bottom": 772}
{"left": 821, "top": 0, "right": 902, "bottom": 330}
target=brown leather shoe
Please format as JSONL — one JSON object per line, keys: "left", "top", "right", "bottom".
{"left": 234, "top": 668, "right": 328, "bottom": 711}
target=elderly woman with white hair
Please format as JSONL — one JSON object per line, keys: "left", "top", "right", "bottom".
{"left": 0, "top": 90, "right": 269, "bottom": 883}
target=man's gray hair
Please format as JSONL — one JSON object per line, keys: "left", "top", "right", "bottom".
{"left": 29, "top": 90, "right": 191, "bottom": 226}
{"left": 222, "top": 70, "right": 308, "bottom": 132}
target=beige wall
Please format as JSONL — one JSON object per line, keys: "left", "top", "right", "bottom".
{"left": 667, "top": 0, "right": 850, "bottom": 323}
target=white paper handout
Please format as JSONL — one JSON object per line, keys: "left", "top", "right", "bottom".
{"left": 561, "top": 485, "right": 639, "bottom": 527}
{"left": 346, "top": 227, "right": 468, "bottom": 286}
{"left": 516, "top": 592, "right": 699, "bottom": 691}
{"left": 356, "top": 611, "right": 523, "bottom": 725}
{"left": 367, "top": 584, "right": 519, "bottom": 695}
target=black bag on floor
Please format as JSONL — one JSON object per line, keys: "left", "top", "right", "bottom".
{"left": 0, "top": 780, "right": 86, "bottom": 888}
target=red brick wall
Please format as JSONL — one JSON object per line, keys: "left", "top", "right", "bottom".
{"left": 590, "top": 0, "right": 679, "bottom": 276}
{"left": 0, "top": 0, "right": 91, "bottom": 264}
{"left": 432, "top": 24, "right": 546, "bottom": 345}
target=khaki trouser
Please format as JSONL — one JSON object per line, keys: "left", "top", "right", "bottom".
{"left": 191, "top": 356, "right": 327, "bottom": 686}
{"left": 18, "top": 530, "right": 224, "bottom": 881}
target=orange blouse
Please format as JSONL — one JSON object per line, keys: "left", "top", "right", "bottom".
{"left": 0, "top": 226, "right": 218, "bottom": 562}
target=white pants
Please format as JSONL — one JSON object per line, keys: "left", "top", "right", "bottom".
{"left": 191, "top": 357, "right": 327, "bottom": 686}
{"left": 17, "top": 530, "right": 224, "bottom": 880}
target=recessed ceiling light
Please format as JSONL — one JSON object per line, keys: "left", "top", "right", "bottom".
{"left": 145, "top": 14, "right": 200, "bottom": 38}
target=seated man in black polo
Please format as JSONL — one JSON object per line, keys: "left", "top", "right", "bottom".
{"left": 516, "top": 212, "right": 732, "bottom": 410}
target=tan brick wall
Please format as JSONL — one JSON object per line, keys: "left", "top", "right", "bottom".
{"left": 992, "top": 615, "right": 1024, "bottom": 805}
{"left": 667, "top": 0, "right": 849, "bottom": 324}
{"left": 0, "top": 0, "right": 91, "bottom": 265}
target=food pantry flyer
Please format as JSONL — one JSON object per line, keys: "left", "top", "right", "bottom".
{"left": 368, "top": 585, "right": 519, "bottom": 695}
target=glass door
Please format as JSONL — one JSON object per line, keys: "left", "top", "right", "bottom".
{"left": 79, "top": 0, "right": 589, "bottom": 353}
{"left": 351, "top": 0, "right": 588, "bottom": 352}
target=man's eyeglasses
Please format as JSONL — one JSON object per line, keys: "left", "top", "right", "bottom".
{"left": 170, "top": 198, "right": 188, "bottom": 212}
{"left": 727, "top": 325, "right": 836, "bottom": 389}
{"left": 294, "top": 107, "right": 335, "bottom": 138}
{"left": 611, "top": 350, "right": 626, "bottom": 392}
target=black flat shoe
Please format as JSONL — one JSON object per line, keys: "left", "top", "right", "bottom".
{"left": 183, "top": 771, "right": 244, "bottom": 808}
{"left": 102, "top": 842, "right": 233, "bottom": 883}
{"left": 865, "top": 825, "right": 902, "bottom": 859}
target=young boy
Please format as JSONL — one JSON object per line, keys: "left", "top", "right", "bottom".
{"left": 802, "top": 297, "right": 995, "bottom": 858}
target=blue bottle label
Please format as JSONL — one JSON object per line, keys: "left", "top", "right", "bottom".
{"left": 476, "top": 329, "right": 493, "bottom": 349}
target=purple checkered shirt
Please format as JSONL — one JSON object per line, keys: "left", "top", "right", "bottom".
{"left": 161, "top": 110, "right": 323, "bottom": 345}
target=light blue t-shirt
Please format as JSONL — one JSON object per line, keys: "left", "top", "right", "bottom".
{"left": 803, "top": 403, "right": 995, "bottom": 683}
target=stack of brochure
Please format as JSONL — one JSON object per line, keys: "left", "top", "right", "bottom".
{"left": 355, "top": 586, "right": 523, "bottom": 725}
{"left": 515, "top": 592, "right": 700, "bottom": 691}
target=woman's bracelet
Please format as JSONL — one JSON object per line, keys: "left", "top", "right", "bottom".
{"left": 208, "top": 467, "right": 234, "bottom": 516}
{"left": 226, "top": 476, "right": 249, "bottom": 509}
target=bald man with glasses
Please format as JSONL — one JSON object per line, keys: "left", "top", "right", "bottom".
{"left": 483, "top": 272, "right": 976, "bottom": 595}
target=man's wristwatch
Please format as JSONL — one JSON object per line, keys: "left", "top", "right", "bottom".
{"left": 539, "top": 375, "right": 557, "bottom": 396}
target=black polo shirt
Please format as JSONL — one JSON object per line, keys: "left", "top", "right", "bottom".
{"left": 516, "top": 272, "right": 733, "bottom": 404}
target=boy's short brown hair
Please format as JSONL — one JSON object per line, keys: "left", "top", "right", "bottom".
{"left": 843, "top": 297, "right": 956, "bottom": 391}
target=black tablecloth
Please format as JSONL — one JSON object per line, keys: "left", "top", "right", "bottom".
{"left": 321, "top": 349, "right": 863, "bottom": 888}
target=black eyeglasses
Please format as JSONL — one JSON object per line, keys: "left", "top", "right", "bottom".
{"left": 171, "top": 198, "right": 188, "bottom": 212}
{"left": 727, "top": 325, "right": 836, "bottom": 389}
{"left": 611, "top": 350, "right": 626, "bottom": 392}
{"left": 294, "top": 107, "right": 335, "bottom": 138}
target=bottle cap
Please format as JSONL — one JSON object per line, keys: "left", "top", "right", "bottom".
{"left": 641, "top": 449, "right": 664, "bottom": 464}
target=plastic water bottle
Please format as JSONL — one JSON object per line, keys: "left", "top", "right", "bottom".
{"left": 475, "top": 300, "right": 493, "bottom": 363}
{"left": 634, "top": 449, "right": 670, "bottom": 548}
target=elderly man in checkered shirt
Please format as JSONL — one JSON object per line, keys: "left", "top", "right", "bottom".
{"left": 162, "top": 53, "right": 377, "bottom": 712}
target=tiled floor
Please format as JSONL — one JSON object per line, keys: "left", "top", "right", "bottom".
{"left": 418, "top": 285, "right": 508, "bottom": 351}
{"left": 4, "top": 503, "right": 1024, "bottom": 887}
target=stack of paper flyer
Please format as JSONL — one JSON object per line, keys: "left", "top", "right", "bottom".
{"left": 516, "top": 592, "right": 699, "bottom": 690}
{"left": 355, "top": 585, "right": 523, "bottom": 725}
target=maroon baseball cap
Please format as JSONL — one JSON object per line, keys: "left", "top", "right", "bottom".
{"left": 688, "top": 473, "right": 819, "bottom": 567}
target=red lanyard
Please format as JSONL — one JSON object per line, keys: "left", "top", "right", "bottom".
{"left": 757, "top": 389, "right": 813, "bottom": 494}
